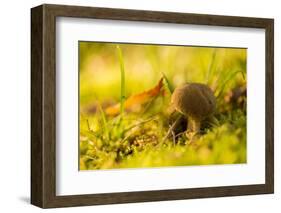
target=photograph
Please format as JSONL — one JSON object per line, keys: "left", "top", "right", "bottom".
{"left": 30, "top": 4, "right": 274, "bottom": 208}
{"left": 79, "top": 42, "right": 247, "bottom": 170}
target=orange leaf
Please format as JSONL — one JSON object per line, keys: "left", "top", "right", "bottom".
{"left": 105, "top": 78, "right": 164, "bottom": 116}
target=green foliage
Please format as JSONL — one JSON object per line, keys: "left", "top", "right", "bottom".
{"left": 79, "top": 42, "right": 247, "bottom": 170}
{"left": 80, "top": 109, "right": 246, "bottom": 169}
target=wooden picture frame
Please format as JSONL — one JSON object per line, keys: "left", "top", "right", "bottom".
{"left": 31, "top": 4, "right": 274, "bottom": 208}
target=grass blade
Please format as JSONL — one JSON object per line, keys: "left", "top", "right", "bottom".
{"left": 116, "top": 45, "right": 126, "bottom": 117}
{"left": 205, "top": 49, "right": 217, "bottom": 85}
{"left": 216, "top": 70, "right": 244, "bottom": 99}
{"left": 98, "top": 103, "right": 110, "bottom": 141}
{"left": 161, "top": 71, "right": 174, "bottom": 94}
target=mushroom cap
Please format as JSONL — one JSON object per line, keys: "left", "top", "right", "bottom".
{"left": 171, "top": 83, "right": 216, "bottom": 121}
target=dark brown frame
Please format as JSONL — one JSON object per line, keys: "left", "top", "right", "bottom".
{"left": 31, "top": 4, "right": 274, "bottom": 208}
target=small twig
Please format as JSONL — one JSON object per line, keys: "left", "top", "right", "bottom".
{"left": 123, "top": 116, "right": 159, "bottom": 134}
{"left": 175, "top": 132, "right": 185, "bottom": 138}
{"left": 162, "top": 115, "right": 181, "bottom": 143}
{"left": 120, "top": 128, "right": 138, "bottom": 143}
{"left": 84, "top": 155, "right": 96, "bottom": 160}
{"left": 171, "top": 129, "right": 176, "bottom": 146}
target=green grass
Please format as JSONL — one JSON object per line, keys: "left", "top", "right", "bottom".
{"left": 80, "top": 109, "right": 246, "bottom": 170}
{"left": 79, "top": 43, "right": 247, "bottom": 170}
{"left": 116, "top": 45, "right": 126, "bottom": 117}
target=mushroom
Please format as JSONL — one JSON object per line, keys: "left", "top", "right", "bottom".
{"left": 171, "top": 83, "right": 216, "bottom": 133}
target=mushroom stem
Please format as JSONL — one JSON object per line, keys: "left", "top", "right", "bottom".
{"left": 187, "top": 118, "right": 201, "bottom": 132}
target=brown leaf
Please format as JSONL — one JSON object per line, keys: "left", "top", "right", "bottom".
{"left": 105, "top": 78, "right": 164, "bottom": 116}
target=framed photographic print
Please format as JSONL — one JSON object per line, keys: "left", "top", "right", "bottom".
{"left": 31, "top": 4, "right": 274, "bottom": 208}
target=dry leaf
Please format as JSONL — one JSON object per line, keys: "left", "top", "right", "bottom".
{"left": 105, "top": 78, "right": 164, "bottom": 116}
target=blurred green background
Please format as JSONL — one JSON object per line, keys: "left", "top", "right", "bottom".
{"left": 79, "top": 42, "right": 247, "bottom": 170}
